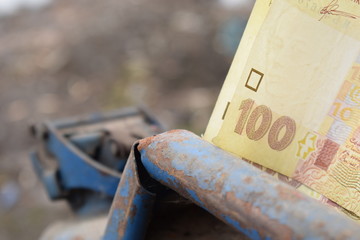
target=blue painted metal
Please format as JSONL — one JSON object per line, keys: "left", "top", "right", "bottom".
{"left": 51, "top": 107, "right": 162, "bottom": 131}
{"left": 30, "top": 152, "right": 62, "bottom": 199}
{"left": 104, "top": 130, "right": 360, "bottom": 240}
{"left": 103, "top": 151, "right": 155, "bottom": 240}
{"left": 45, "top": 124, "right": 122, "bottom": 196}
{"left": 30, "top": 107, "right": 163, "bottom": 214}
{"left": 51, "top": 107, "right": 142, "bottom": 129}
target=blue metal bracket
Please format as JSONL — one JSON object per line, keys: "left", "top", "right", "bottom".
{"left": 30, "top": 107, "right": 163, "bottom": 214}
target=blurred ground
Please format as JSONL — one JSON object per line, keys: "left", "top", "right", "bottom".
{"left": 0, "top": 0, "right": 254, "bottom": 239}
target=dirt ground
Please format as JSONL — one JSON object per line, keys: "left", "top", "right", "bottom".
{"left": 0, "top": 0, "right": 254, "bottom": 239}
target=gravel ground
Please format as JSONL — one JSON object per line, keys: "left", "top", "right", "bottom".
{"left": 0, "top": 0, "right": 254, "bottom": 239}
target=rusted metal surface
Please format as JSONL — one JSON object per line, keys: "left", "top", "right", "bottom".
{"left": 136, "top": 130, "right": 360, "bottom": 240}
{"left": 103, "top": 129, "right": 360, "bottom": 239}
{"left": 103, "top": 150, "right": 156, "bottom": 240}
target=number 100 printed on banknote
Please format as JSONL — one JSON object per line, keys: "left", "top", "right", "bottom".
{"left": 204, "top": 0, "right": 360, "bottom": 217}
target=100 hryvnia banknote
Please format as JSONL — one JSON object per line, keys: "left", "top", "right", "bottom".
{"left": 204, "top": 0, "right": 360, "bottom": 217}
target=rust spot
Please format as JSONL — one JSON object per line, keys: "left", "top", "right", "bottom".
{"left": 138, "top": 135, "right": 158, "bottom": 150}
{"left": 130, "top": 202, "right": 138, "bottom": 219}
{"left": 166, "top": 129, "right": 187, "bottom": 134}
{"left": 108, "top": 152, "right": 157, "bottom": 238}
{"left": 244, "top": 176, "right": 253, "bottom": 184}
{"left": 316, "top": 221, "right": 325, "bottom": 229}
{"left": 72, "top": 236, "right": 84, "bottom": 240}
{"left": 225, "top": 191, "right": 296, "bottom": 240}
{"left": 138, "top": 129, "right": 191, "bottom": 150}
{"left": 142, "top": 142, "right": 295, "bottom": 238}
{"left": 107, "top": 154, "right": 141, "bottom": 237}
{"left": 275, "top": 205, "right": 282, "bottom": 213}
{"left": 276, "top": 185, "right": 305, "bottom": 202}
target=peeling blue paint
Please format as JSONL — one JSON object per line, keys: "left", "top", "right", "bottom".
{"left": 185, "top": 189, "right": 203, "bottom": 205}
{"left": 103, "top": 208, "right": 125, "bottom": 240}
{"left": 223, "top": 215, "right": 264, "bottom": 240}
{"left": 119, "top": 168, "right": 133, "bottom": 198}
{"left": 121, "top": 190, "right": 154, "bottom": 240}
{"left": 103, "top": 159, "right": 155, "bottom": 240}
{"left": 137, "top": 130, "right": 360, "bottom": 240}
{"left": 140, "top": 150, "right": 178, "bottom": 188}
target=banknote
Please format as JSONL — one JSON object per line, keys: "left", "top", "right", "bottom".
{"left": 204, "top": 0, "right": 360, "bottom": 217}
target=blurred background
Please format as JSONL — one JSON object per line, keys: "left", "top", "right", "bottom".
{"left": 0, "top": 0, "right": 255, "bottom": 239}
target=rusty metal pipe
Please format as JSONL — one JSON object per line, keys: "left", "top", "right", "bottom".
{"left": 103, "top": 151, "right": 156, "bottom": 240}
{"left": 137, "top": 130, "right": 360, "bottom": 240}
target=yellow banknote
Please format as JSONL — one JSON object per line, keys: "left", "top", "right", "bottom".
{"left": 205, "top": 0, "right": 360, "bottom": 217}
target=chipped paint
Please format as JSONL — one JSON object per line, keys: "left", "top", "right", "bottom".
{"left": 137, "top": 130, "right": 360, "bottom": 240}
{"left": 103, "top": 151, "right": 155, "bottom": 240}
{"left": 104, "top": 130, "right": 360, "bottom": 239}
